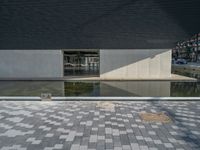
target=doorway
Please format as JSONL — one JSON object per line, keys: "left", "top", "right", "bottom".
{"left": 63, "top": 50, "right": 100, "bottom": 76}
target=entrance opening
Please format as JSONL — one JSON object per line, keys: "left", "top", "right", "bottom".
{"left": 63, "top": 50, "right": 100, "bottom": 76}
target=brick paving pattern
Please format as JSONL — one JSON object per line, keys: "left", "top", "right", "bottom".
{"left": 0, "top": 101, "right": 200, "bottom": 150}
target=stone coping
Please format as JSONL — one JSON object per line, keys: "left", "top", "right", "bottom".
{"left": 0, "top": 74, "right": 197, "bottom": 81}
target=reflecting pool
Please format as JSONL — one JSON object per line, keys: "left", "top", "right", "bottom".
{"left": 0, "top": 81, "right": 199, "bottom": 97}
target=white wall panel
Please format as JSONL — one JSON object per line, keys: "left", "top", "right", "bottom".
{"left": 100, "top": 49, "right": 171, "bottom": 79}
{"left": 0, "top": 50, "right": 63, "bottom": 78}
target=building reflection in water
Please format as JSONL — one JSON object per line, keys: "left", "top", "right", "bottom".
{"left": 0, "top": 81, "right": 65, "bottom": 96}
{"left": 100, "top": 81, "right": 170, "bottom": 97}
{"left": 0, "top": 81, "right": 199, "bottom": 97}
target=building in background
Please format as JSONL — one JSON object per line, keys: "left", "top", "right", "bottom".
{"left": 172, "top": 33, "right": 200, "bottom": 62}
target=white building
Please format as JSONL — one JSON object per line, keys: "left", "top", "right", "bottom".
{"left": 1, "top": 0, "right": 197, "bottom": 80}
{"left": 0, "top": 49, "right": 171, "bottom": 79}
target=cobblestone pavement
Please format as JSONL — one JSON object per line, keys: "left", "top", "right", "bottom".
{"left": 0, "top": 101, "right": 200, "bottom": 150}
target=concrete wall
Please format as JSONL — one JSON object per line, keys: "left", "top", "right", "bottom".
{"left": 0, "top": 50, "right": 63, "bottom": 78}
{"left": 0, "top": 49, "right": 171, "bottom": 79}
{"left": 100, "top": 49, "right": 171, "bottom": 79}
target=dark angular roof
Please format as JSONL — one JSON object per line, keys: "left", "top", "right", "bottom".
{"left": 0, "top": 0, "right": 199, "bottom": 49}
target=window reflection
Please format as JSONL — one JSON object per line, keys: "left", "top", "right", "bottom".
{"left": 64, "top": 50, "right": 99, "bottom": 76}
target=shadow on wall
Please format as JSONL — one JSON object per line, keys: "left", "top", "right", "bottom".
{"left": 100, "top": 49, "right": 171, "bottom": 78}
{"left": 0, "top": 50, "right": 63, "bottom": 78}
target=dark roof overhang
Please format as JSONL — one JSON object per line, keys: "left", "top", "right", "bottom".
{"left": 0, "top": 0, "right": 199, "bottom": 49}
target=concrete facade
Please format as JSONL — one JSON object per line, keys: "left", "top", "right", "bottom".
{"left": 100, "top": 49, "right": 171, "bottom": 79}
{"left": 0, "top": 50, "right": 171, "bottom": 79}
{"left": 0, "top": 50, "right": 63, "bottom": 78}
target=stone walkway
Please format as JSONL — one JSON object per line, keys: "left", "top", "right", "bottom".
{"left": 0, "top": 101, "right": 200, "bottom": 150}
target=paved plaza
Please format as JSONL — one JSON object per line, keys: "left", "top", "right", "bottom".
{"left": 0, "top": 101, "right": 200, "bottom": 150}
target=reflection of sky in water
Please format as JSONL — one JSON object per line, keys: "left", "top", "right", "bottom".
{"left": 0, "top": 81, "right": 199, "bottom": 97}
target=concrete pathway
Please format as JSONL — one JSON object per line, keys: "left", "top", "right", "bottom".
{"left": 0, "top": 101, "right": 200, "bottom": 150}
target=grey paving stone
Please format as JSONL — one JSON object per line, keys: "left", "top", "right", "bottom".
{"left": 106, "top": 143, "right": 113, "bottom": 149}
{"left": 0, "top": 101, "right": 200, "bottom": 150}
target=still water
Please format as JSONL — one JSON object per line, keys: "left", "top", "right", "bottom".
{"left": 0, "top": 81, "right": 199, "bottom": 97}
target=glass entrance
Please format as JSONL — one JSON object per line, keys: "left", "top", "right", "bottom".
{"left": 64, "top": 50, "right": 99, "bottom": 76}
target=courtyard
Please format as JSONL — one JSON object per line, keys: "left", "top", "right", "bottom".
{"left": 0, "top": 101, "right": 200, "bottom": 150}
